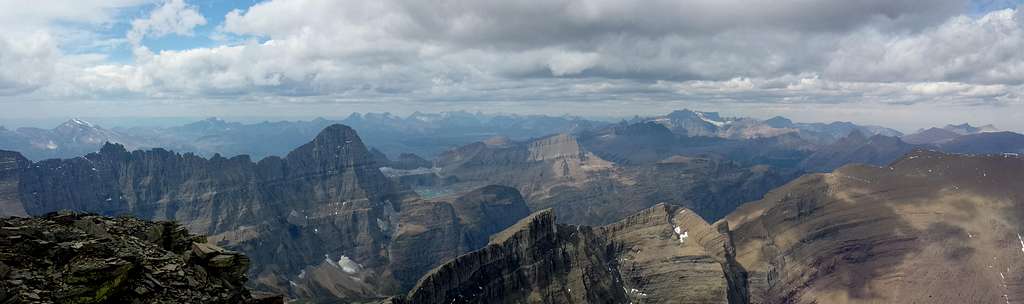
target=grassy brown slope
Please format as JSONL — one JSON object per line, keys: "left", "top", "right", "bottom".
{"left": 721, "top": 149, "right": 1024, "bottom": 303}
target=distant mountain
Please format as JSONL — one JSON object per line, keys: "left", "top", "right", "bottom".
{"left": 900, "top": 123, "right": 1024, "bottom": 155}
{"left": 110, "top": 112, "right": 605, "bottom": 160}
{"left": 401, "top": 150, "right": 1024, "bottom": 303}
{"left": 341, "top": 111, "right": 604, "bottom": 158}
{"left": 938, "top": 131, "right": 1024, "bottom": 154}
{"left": 943, "top": 123, "right": 999, "bottom": 135}
{"left": 800, "top": 131, "right": 919, "bottom": 172}
{"left": 0, "top": 119, "right": 150, "bottom": 161}
{"left": 433, "top": 131, "right": 798, "bottom": 224}
{"left": 577, "top": 121, "right": 812, "bottom": 168}
{"left": 640, "top": 109, "right": 902, "bottom": 143}
{"left": 903, "top": 123, "right": 1002, "bottom": 145}
{"left": 902, "top": 127, "right": 962, "bottom": 144}
{"left": 0, "top": 113, "right": 608, "bottom": 161}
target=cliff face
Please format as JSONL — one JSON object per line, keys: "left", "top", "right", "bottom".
{"left": 5, "top": 124, "right": 394, "bottom": 232}
{"left": 401, "top": 150, "right": 1024, "bottom": 304}
{"left": 0, "top": 125, "right": 532, "bottom": 302}
{"left": 396, "top": 204, "right": 744, "bottom": 304}
{"left": 0, "top": 212, "right": 281, "bottom": 304}
{"left": 0, "top": 151, "right": 29, "bottom": 217}
{"left": 398, "top": 210, "right": 627, "bottom": 304}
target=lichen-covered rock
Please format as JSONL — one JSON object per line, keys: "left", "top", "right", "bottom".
{"left": 0, "top": 211, "right": 282, "bottom": 304}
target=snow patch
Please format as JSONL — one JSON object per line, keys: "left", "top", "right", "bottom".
{"left": 627, "top": 288, "right": 648, "bottom": 297}
{"left": 337, "top": 255, "right": 363, "bottom": 274}
{"left": 673, "top": 226, "right": 689, "bottom": 244}
{"left": 1017, "top": 233, "right": 1024, "bottom": 255}
{"left": 71, "top": 118, "right": 93, "bottom": 127}
{"left": 695, "top": 112, "right": 726, "bottom": 127}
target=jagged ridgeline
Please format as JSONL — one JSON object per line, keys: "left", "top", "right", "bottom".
{"left": 395, "top": 150, "right": 1024, "bottom": 304}
{"left": 0, "top": 211, "right": 282, "bottom": 303}
{"left": 0, "top": 124, "right": 534, "bottom": 301}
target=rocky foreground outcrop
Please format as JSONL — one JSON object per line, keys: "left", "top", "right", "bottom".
{"left": 396, "top": 150, "right": 1024, "bottom": 304}
{"left": 0, "top": 212, "right": 281, "bottom": 304}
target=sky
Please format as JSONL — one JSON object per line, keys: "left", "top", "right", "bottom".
{"left": 1, "top": 0, "right": 1024, "bottom": 132}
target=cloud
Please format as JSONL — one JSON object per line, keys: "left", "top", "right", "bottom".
{"left": 0, "top": 32, "right": 59, "bottom": 95}
{"left": 0, "top": 0, "right": 145, "bottom": 30}
{"left": 3, "top": 0, "right": 1024, "bottom": 128}
{"left": 126, "top": 0, "right": 207, "bottom": 46}
{"left": 827, "top": 8, "right": 1024, "bottom": 85}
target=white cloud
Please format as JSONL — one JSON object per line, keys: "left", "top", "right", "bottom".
{"left": 827, "top": 8, "right": 1024, "bottom": 84}
{"left": 126, "top": 0, "right": 207, "bottom": 46}
{"left": 0, "top": 0, "right": 145, "bottom": 30}
{"left": 2, "top": 0, "right": 1024, "bottom": 130}
{"left": 0, "top": 32, "right": 59, "bottom": 95}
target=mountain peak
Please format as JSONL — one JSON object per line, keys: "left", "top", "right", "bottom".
{"left": 764, "top": 116, "right": 794, "bottom": 128}
{"left": 59, "top": 118, "right": 95, "bottom": 129}
{"left": 314, "top": 124, "right": 359, "bottom": 142}
{"left": 99, "top": 142, "right": 128, "bottom": 155}
{"left": 943, "top": 123, "right": 987, "bottom": 135}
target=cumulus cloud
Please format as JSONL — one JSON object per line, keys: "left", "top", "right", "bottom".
{"left": 0, "top": 32, "right": 59, "bottom": 95}
{"left": 126, "top": 0, "right": 207, "bottom": 46}
{"left": 827, "top": 8, "right": 1024, "bottom": 84}
{"left": 4, "top": 0, "right": 1024, "bottom": 126}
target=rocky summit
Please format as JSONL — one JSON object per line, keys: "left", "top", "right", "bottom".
{"left": 0, "top": 211, "right": 281, "bottom": 304}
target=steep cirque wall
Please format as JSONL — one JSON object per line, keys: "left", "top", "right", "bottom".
{"left": 398, "top": 210, "right": 628, "bottom": 304}
{"left": 0, "top": 125, "right": 532, "bottom": 302}
{"left": 400, "top": 150, "right": 1024, "bottom": 304}
{"left": 602, "top": 204, "right": 735, "bottom": 304}
{"left": 396, "top": 203, "right": 743, "bottom": 304}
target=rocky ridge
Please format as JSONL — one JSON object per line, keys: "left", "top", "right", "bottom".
{"left": 393, "top": 203, "right": 745, "bottom": 304}
{"left": 0, "top": 211, "right": 281, "bottom": 304}
{"left": 0, "top": 124, "right": 533, "bottom": 302}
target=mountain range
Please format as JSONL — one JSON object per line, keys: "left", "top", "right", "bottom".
{"left": 0, "top": 125, "right": 532, "bottom": 301}
{"left": 0, "top": 112, "right": 603, "bottom": 162}
{"left": 395, "top": 150, "right": 1024, "bottom": 304}
{"left": 0, "top": 109, "right": 948, "bottom": 162}
{"left": 3, "top": 112, "right": 1024, "bottom": 303}
{"left": 639, "top": 109, "right": 903, "bottom": 143}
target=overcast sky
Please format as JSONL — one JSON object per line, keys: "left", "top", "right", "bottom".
{"left": 1, "top": 0, "right": 1023, "bottom": 132}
